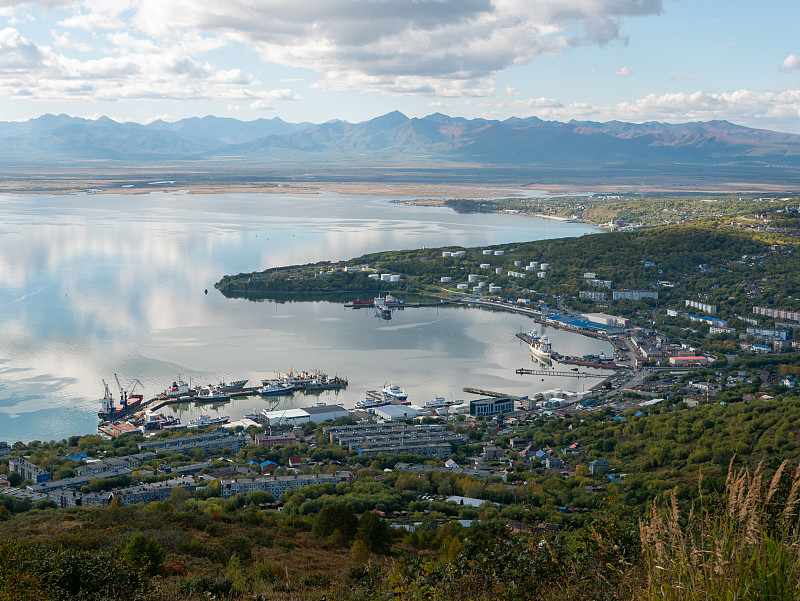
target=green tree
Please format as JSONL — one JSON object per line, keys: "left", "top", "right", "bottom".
{"left": 123, "top": 534, "right": 165, "bottom": 577}
{"left": 312, "top": 503, "right": 358, "bottom": 544}
{"left": 355, "top": 511, "right": 392, "bottom": 554}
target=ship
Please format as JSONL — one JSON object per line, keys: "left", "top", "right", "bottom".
{"left": 217, "top": 379, "right": 248, "bottom": 393}
{"left": 374, "top": 301, "right": 392, "bottom": 319}
{"left": 97, "top": 375, "right": 145, "bottom": 420}
{"left": 258, "top": 381, "right": 295, "bottom": 396}
{"left": 355, "top": 396, "right": 392, "bottom": 410}
{"left": 529, "top": 330, "right": 553, "bottom": 365}
{"left": 381, "top": 382, "right": 408, "bottom": 400}
{"left": 187, "top": 414, "right": 230, "bottom": 428}
{"left": 158, "top": 378, "right": 197, "bottom": 399}
{"left": 304, "top": 375, "right": 348, "bottom": 391}
{"left": 423, "top": 395, "right": 463, "bottom": 409}
{"left": 195, "top": 385, "right": 232, "bottom": 402}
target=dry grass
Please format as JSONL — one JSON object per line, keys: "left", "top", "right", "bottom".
{"left": 640, "top": 460, "right": 800, "bottom": 600}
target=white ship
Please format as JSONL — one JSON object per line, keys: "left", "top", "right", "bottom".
{"left": 529, "top": 330, "right": 553, "bottom": 365}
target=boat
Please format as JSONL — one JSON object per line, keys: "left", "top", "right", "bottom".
{"left": 217, "top": 379, "right": 248, "bottom": 393}
{"left": 423, "top": 395, "right": 462, "bottom": 409}
{"left": 258, "top": 382, "right": 295, "bottom": 396}
{"left": 355, "top": 397, "right": 391, "bottom": 410}
{"left": 529, "top": 332, "right": 553, "bottom": 365}
{"left": 348, "top": 299, "right": 374, "bottom": 307}
{"left": 243, "top": 409, "right": 262, "bottom": 421}
{"left": 195, "top": 386, "right": 232, "bottom": 402}
{"left": 97, "top": 375, "right": 145, "bottom": 419}
{"left": 381, "top": 382, "right": 408, "bottom": 400}
{"left": 304, "top": 375, "right": 348, "bottom": 391}
{"left": 187, "top": 414, "right": 230, "bottom": 428}
{"left": 160, "top": 378, "right": 197, "bottom": 399}
{"left": 374, "top": 302, "right": 392, "bottom": 319}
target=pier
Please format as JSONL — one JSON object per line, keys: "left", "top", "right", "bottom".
{"left": 463, "top": 387, "right": 522, "bottom": 400}
{"left": 515, "top": 368, "right": 597, "bottom": 378}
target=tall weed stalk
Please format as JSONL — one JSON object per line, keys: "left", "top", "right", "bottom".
{"left": 640, "top": 460, "right": 800, "bottom": 600}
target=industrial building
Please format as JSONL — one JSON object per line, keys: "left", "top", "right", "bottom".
{"left": 260, "top": 404, "right": 348, "bottom": 425}
{"left": 468, "top": 397, "right": 515, "bottom": 417}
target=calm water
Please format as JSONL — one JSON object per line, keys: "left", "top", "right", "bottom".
{"left": 0, "top": 190, "right": 606, "bottom": 443}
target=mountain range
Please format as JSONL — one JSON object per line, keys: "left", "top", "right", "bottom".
{"left": 1, "top": 111, "right": 799, "bottom": 171}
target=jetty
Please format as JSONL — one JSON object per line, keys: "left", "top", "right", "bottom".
{"left": 515, "top": 368, "right": 597, "bottom": 378}
{"left": 463, "top": 387, "right": 522, "bottom": 400}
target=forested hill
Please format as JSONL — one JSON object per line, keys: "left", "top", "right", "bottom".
{"left": 217, "top": 222, "right": 775, "bottom": 299}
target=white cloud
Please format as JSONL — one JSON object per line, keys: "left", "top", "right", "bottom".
{"left": 50, "top": 29, "right": 91, "bottom": 52}
{"left": 123, "top": 0, "right": 666, "bottom": 97}
{"left": 615, "top": 66, "right": 633, "bottom": 76}
{"left": 781, "top": 54, "right": 800, "bottom": 73}
{"left": 504, "top": 86, "right": 520, "bottom": 96}
{"left": 670, "top": 75, "right": 694, "bottom": 81}
{"left": 484, "top": 87, "right": 800, "bottom": 129}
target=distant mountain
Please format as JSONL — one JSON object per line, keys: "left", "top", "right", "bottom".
{"left": 0, "top": 112, "right": 798, "bottom": 171}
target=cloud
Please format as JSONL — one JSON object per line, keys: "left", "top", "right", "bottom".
{"left": 615, "top": 66, "right": 633, "bottom": 76}
{"left": 505, "top": 86, "right": 520, "bottom": 96}
{"left": 670, "top": 75, "right": 694, "bottom": 81}
{"left": 781, "top": 54, "right": 800, "bottom": 72}
{"left": 484, "top": 87, "right": 800, "bottom": 130}
{"left": 124, "top": 0, "right": 667, "bottom": 97}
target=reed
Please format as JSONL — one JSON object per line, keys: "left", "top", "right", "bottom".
{"left": 640, "top": 460, "right": 800, "bottom": 600}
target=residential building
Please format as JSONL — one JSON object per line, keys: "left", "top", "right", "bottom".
{"left": 685, "top": 300, "right": 717, "bottom": 315}
{"left": 613, "top": 290, "right": 658, "bottom": 301}
{"left": 589, "top": 459, "right": 610, "bottom": 475}
{"left": 254, "top": 432, "right": 298, "bottom": 448}
{"left": 9, "top": 457, "right": 51, "bottom": 484}
{"left": 0, "top": 442, "right": 10, "bottom": 458}
{"left": 219, "top": 471, "right": 353, "bottom": 499}
{"left": 668, "top": 356, "right": 710, "bottom": 367}
{"left": 752, "top": 306, "right": 800, "bottom": 322}
{"left": 75, "top": 452, "right": 157, "bottom": 476}
{"left": 579, "top": 290, "right": 606, "bottom": 301}
{"left": 138, "top": 432, "right": 245, "bottom": 454}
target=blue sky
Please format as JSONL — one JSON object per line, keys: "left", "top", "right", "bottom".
{"left": 0, "top": 0, "right": 798, "bottom": 132}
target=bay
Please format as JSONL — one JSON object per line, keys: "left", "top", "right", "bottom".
{"left": 0, "top": 190, "right": 606, "bottom": 443}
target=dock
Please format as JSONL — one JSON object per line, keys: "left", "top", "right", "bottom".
{"left": 463, "top": 387, "right": 522, "bottom": 400}
{"left": 515, "top": 368, "right": 597, "bottom": 378}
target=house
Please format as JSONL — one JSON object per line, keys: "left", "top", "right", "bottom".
{"left": 287, "top": 456, "right": 302, "bottom": 469}
{"left": 589, "top": 459, "right": 610, "bottom": 475}
{"left": 482, "top": 445, "right": 505, "bottom": 461}
{"left": 544, "top": 456, "right": 566, "bottom": 471}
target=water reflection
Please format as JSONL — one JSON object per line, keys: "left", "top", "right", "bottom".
{"left": 0, "top": 191, "right": 603, "bottom": 442}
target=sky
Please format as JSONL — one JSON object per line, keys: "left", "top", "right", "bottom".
{"left": 0, "top": 0, "right": 798, "bottom": 132}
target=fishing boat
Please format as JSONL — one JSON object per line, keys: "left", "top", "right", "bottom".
{"left": 195, "top": 386, "right": 232, "bottom": 402}
{"left": 258, "top": 382, "right": 295, "bottom": 396}
{"left": 355, "top": 396, "right": 391, "bottom": 410}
